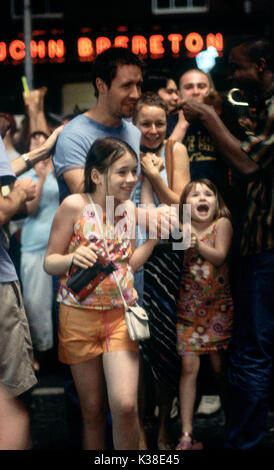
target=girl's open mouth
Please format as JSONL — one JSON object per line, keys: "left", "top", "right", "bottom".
{"left": 197, "top": 204, "right": 209, "bottom": 213}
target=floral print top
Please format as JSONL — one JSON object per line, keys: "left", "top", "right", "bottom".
{"left": 57, "top": 199, "right": 138, "bottom": 309}
{"left": 176, "top": 225, "right": 233, "bottom": 355}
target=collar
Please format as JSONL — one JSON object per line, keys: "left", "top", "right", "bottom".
{"left": 140, "top": 143, "right": 163, "bottom": 155}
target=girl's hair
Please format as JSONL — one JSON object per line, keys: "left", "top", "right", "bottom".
{"left": 84, "top": 137, "right": 138, "bottom": 193}
{"left": 132, "top": 91, "right": 168, "bottom": 124}
{"left": 179, "top": 178, "right": 231, "bottom": 222}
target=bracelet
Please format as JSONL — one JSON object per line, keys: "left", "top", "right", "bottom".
{"left": 21, "top": 153, "right": 33, "bottom": 170}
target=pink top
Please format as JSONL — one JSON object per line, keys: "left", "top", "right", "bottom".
{"left": 57, "top": 199, "right": 138, "bottom": 309}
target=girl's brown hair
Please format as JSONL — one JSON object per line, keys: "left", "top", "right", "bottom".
{"left": 84, "top": 137, "right": 138, "bottom": 193}
{"left": 132, "top": 91, "right": 168, "bottom": 125}
{"left": 179, "top": 178, "right": 231, "bottom": 222}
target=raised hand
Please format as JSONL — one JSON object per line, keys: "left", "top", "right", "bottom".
{"left": 14, "top": 177, "right": 37, "bottom": 201}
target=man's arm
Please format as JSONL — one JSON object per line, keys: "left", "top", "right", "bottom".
{"left": 63, "top": 168, "right": 85, "bottom": 194}
{"left": 0, "top": 178, "right": 36, "bottom": 226}
{"left": 10, "top": 125, "right": 63, "bottom": 176}
{"left": 181, "top": 100, "right": 259, "bottom": 175}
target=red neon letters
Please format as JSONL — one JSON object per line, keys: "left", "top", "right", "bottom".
{"left": 1, "top": 39, "right": 65, "bottom": 61}
{"left": 0, "top": 33, "right": 224, "bottom": 63}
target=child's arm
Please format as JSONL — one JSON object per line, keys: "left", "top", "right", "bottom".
{"left": 44, "top": 194, "right": 98, "bottom": 275}
{"left": 129, "top": 236, "right": 158, "bottom": 273}
{"left": 192, "top": 217, "right": 233, "bottom": 267}
{"left": 168, "top": 109, "right": 190, "bottom": 142}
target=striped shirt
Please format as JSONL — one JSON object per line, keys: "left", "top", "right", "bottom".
{"left": 240, "top": 90, "right": 274, "bottom": 256}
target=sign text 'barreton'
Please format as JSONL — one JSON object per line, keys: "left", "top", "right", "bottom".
{"left": 0, "top": 32, "right": 224, "bottom": 63}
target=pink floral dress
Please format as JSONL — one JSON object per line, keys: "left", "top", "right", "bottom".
{"left": 176, "top": 225, "right": 233, "bottom": 355}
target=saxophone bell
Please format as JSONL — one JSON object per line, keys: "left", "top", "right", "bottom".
{"left": 227, "top": 88, "right": 249, "bottom": 106}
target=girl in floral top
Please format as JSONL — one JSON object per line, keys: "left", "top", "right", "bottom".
{"left": 44, "top": 137, "right": 158, "bottom": 450}
{"left": 175, "top": 178, "right": 233, "bottom": 450}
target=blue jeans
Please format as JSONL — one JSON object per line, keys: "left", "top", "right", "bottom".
{"left": 225, "top": 249, "right": 274, "bottom": 449}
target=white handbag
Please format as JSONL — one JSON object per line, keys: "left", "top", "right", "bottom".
{"left": 123, "top": 303, "right": 150, "bottom": 342}
{"left": 88, "top": 195, "right": 150, "bottom": 342}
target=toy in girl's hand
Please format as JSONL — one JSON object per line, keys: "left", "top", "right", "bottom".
{"left": 67, "top": 253, "right": 117, "bottom": 301}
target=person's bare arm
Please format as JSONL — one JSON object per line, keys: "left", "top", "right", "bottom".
{"left": 25, "top": 160, "right": 54, "bottom": 216}
{"left": 192, "top": 217, "right": 233, "bottom": 267}
{"left": 140, "top": 176, "right": 155, "bottom": 205}
{"left": 23, "top": 87, "right": 50, "bottom": 136}
{"left": 181, "top": 100, "right": 258, "bottom": 175}
{"left": 129, "top": 237, "right": 158, "bottom": 273}
{"left": 11, "top": 126, "right": 64, "bottom": 176}
{"left": 143, "top": 143, "right": 190, "bottom": 205}
{"left": 63, "top": 168, "right": 85, "bottom": 194}
{"left": 136, "top": 204, "right": 177, "bottom": 240}
{"left": 170, "top": 142, "right": 190, "bottom": 195}
{"left": 168, "top": 110, "right": 190, "bottom": 142}
{"left": 44, "top": 194, "right": 98, "bottom": 275}
{"left": 0, "top": 178, "right": 36, "bottom": 226}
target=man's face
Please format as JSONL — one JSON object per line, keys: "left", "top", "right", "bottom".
{"left": 157, "top": 79, "right": 179, "bottom": 113}
{"left": 228, "top": 45, "right": 261, "bottom": 97}
{"left": 106, "top": 64, "right": 143, "bottom": 119}
{"left": 179, "top": 70, "right": 210, "bottom": 102}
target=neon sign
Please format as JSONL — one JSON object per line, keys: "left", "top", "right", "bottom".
{"left": 0, "top": 38, "right": 65, "bottom": 62}
{"left": 77, "top": 33, "right": 224, "bottom": 58}
{"left": 0, "top": 32, "right": 224, "bottom": 63}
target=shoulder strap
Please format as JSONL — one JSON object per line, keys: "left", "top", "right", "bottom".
{"left": 164, "top": 139, "right": 176, "bottom": 190}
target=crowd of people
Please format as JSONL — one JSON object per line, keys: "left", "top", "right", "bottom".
{"left": 0, "top": 37, "right": 273, "bottom": 451}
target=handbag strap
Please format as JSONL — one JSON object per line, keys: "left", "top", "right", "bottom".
{"left": 165, "top": 139, "right": 176, "bottom": 190}
{"left": 86, "top": 194, "right": 129, "bottom": 310}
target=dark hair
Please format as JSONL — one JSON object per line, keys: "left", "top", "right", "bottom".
{"left": 84, "top": 137, "right": 138, "bottom": 193}
{"left": 91, "top": 47, "right": 144, "bottom": 97}
{"left": 241, "top": 39, "right": 274, "bottom": 73}
{"left": 179, "top": 178, "right": 231, "bottom": 222}
{"left": 142, "top": 70, "right": 177, "bottom": 93}
{"left": 132, "top": 91, "right": 168, "bottom": 124}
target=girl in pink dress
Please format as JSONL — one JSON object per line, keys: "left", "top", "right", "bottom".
{"left": 176, "top": 178, "right": 233, "bottom": 450}
{"left": 44, "top": 137, "right": 158, "bottom": 450}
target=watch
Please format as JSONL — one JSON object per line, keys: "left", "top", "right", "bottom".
{"left": 21, "top": 153, "right": 33, "bottom": 170}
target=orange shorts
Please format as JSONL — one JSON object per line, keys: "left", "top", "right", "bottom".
{"left": 58, "top": 303, "right": 139, "bottom": 364}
